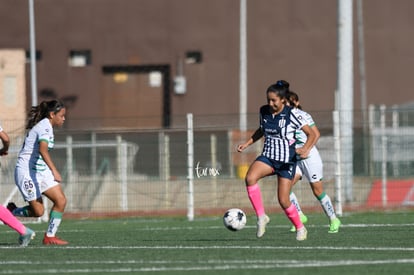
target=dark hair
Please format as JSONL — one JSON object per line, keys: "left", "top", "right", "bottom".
{"left": 266, "top": 80, "right": 289, "bottom": 99}
{"left": 275, "top": 79, "right": 290, "bottom": 90}
{"left": 26, "top": 100, "right": 65, "bottom": 129}
{"left": 286, "top": 90, "right": 302, "bottom": 109}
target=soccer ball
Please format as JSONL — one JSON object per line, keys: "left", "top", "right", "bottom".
{"left": 223, "top": 208, "right": 247, "bottom": 231}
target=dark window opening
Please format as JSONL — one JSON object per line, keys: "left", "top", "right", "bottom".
{"left": 25, "top": 50, "right": 42, "bottom": 62}
{"left": 185, "top": 51, "right": 202, "bottom": 64}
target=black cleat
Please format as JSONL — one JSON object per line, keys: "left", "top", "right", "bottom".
{"left": 7, "top": 202, "right": 17, "bottom": 213}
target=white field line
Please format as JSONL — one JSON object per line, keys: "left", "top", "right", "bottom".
{"left": 113, "top": 223, "right": 414, "bottom": 230}
{"left": 1, "top": 222, "right": 413, "bottom": 273}
{"left": 1, "top": 220, "right": 414, "bottom": 274}
{"left": 130, "top": 223, "right": 414, "bottom": 230}
{"left": 0, "top": 258, "right": 414, "bottom": 273}
{"left": 2, "top": 223, "right": 413, "bottom": 234}
{"left": 0, "top": 245, "right": 413, "bottom": 251}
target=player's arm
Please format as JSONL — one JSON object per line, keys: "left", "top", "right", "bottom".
{"left": 237, "top": 127, "right": 263, "bottom": 152}
{"left": 295, "top": 124, "right": 317, "bottom": 159}
{"left": 309, "top": 124, "right": 321, "bottom": 147}
{"left": 301, "top": 110, "right": 320, "bottom": 148}
{"left": 0, "top": 130, "right": 10, "bottom": 156}
{"left": 39, "top": 140, "right": 62, "bottom": 182}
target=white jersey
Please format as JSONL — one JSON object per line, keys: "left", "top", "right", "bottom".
{"left": 16, "top": 118, "right": 55, "bottom": 172}
{"left": 293, "top": 108, "right": 324, "bottom": 183}
{"left": 293, "top": 108, "right": 315, "bottom": 148}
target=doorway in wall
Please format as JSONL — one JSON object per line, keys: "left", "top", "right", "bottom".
{"left": 102, "top": 65, "right": 171, "bottom": 128}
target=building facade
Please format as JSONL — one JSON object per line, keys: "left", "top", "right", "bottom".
{"left": 0, "top": 0, "right": 413, "bottom": 130}
{"left": 0, "top": 49, "right": 26, "bottom": 136}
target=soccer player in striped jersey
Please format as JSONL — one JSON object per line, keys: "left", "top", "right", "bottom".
{"left": 286, "top": 90, "right": 341, "bottom": 233}
{"left": 8, "top": 100, "right": 69, "bottom": 245}
{"left": 237, "top": 81, "right": 317, "bottom": 241}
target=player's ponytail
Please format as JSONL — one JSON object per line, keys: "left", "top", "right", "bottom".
{"left": 26, "top": 100, "right": 65, "bottom": 129}
{"left": 286, "top": 90, "right": 303, "bottom": 110}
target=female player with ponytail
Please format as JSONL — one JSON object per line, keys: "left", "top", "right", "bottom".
{"left": 237, "top": 81, "right": 317, "bottom": 241}
{"left": 8, "top": 100, "right": 68, "bottom": 245}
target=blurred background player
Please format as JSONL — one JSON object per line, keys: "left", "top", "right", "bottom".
{"left": 8, "top": 100, "right": 69, "bottom": 245}
{"left": 0, "top": 121, "right": 35, "bottom": 246}
{"left": 286, "top": 89, "right": 341, "bottom": 233}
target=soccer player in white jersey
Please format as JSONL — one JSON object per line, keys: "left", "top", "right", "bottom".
{"left": 237, "top": 81, "right": 317, "bottom": 241}
{"left": 286, "top": 90, "right": 341, "bottom": 233}
{"left": 8, "top": 100, "right": 69, "bottom": 245}
{"left": 0, "top": 122, "right": 35, "bottom": 246}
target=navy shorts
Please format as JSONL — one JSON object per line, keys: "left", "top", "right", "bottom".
{"left": 256, "top": 155, "right": 296, "bottom": 180}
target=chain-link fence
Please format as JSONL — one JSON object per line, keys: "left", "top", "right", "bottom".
{"left": 1, "top": 106, "right": 414, "bottom": 218}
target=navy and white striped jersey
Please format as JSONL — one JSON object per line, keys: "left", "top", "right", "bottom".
{"left": 259, "top": 105, "right": 307, "bottom": 163}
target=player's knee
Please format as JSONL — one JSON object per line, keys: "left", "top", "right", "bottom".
{"left": 311, "top": 182, "right": 324, "bottom": 197}
{"left": 278, "top": 198, "right": 291, "bottom": 209}
{"left": 245, "top": 173, "right": 259, "bottom": 186}
{"left": 54, "top": 193, "right": 67, "bottom": 212}
{"left": 54, "top": 195, "right": 67, "bottom": 211}
{"left": 61, "top": 196, "right": 67, "bottom": 209}
{"left": 31, "top": 207, "right": 45, "bottom": 217}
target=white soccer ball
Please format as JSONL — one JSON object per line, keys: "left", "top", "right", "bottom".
{"left": 223, "top": 208, "right": 247, "bottom": 231}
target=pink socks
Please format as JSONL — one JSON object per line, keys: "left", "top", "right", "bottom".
{"left": 247, "top": 184, "right": 265, "bottom": 217}
{"left": 0, "top": 205, "right": 26, "bottom": 235}
{"left": 284, "top": 203, "right": 304, "bottom": 230}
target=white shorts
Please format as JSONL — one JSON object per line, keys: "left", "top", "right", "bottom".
{"left": 295, "top": 146, "right": 323, "bottom": 183}
{"left": 14, "top": 166, "right": 59, "bottom": 202}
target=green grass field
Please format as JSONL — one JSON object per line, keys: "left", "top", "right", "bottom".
{"left": 1, "top": 210, "right": 413, "bottom": 274}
